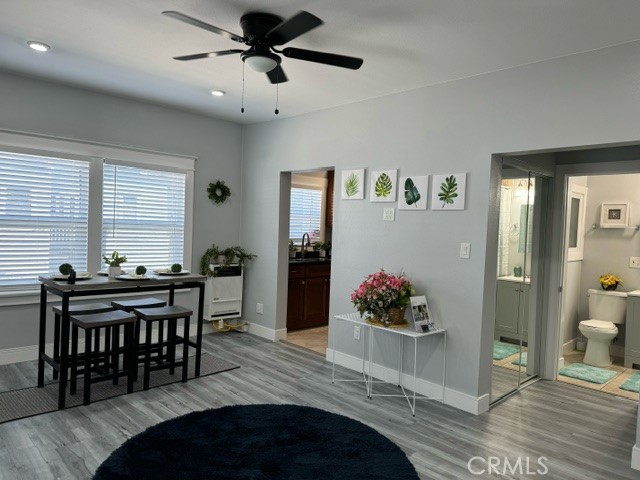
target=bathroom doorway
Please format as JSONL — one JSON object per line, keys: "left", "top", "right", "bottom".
{"left": 491, "top": 165, "right": 551, "bottom": 403}
{"left": 283, "top": 168, "right": 334, "bottom": 356}
{"left": 555, "top": 172, "right": 640, "bottom": 401}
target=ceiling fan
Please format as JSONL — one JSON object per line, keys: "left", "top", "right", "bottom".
{"left": 162, "top": 9, "right": 364, "bottom": 84}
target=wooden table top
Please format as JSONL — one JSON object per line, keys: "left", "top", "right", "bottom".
{"left": 38, "top": 273, "right": 207, "bottom": 292}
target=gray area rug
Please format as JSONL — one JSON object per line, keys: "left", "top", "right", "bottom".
{"left": 0, "top": 354, "right": 238, "bottom": 424}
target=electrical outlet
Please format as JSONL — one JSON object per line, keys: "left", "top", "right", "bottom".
{"left": 256, "top": 303, "right": 264, "bottom": 314}
{"left": 630, "top": 257, "right": 640, "bottom": 269}
{"left": 353, "top": 325, "right": 361, "bottom": 340}
{"left": 383, "top": 208, "right": 395, "bottom": 221}
{"left": 460, "top": 242, "right": 471, "bottom": 259}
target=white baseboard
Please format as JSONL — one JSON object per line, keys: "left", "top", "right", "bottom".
{"left": 246, "top": 322, "right": 287, "bottom": 342}
{"left": 632, "top": 444, "right": 640, "bottom": 471}
{"left": 326, "top": 348, "right": 487, "bottom": 415}
{"left": 0, "top": 323, "right": 205, "bottom": 366}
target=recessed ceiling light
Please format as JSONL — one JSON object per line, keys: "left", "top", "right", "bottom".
{"left": 210, "top": 90, "right": 225, "bottom": 97}
{"left": 27, "top": 41, "right": 50, "bottom": 52}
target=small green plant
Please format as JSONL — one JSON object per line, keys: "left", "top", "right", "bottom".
{"left": 200, "top": 244, "right": 257, "bottom": 275}
{"left": 171, "top": 263, "right": 183, "bottom": 273}
{"left": 438, "top": 175, "right": 458, "bottom": 207}
{"left": 374, "top": 172, "right": 393, "bottom": 198}
{"left": 313, "top": 241, "right": 331, "bottom": 252}
{"left": 135, "top": 265, "right": 147, "bottom": 275}
{"left": 103, "top": 251, "right": 128, "bottom": 267}
{"left": 344, "top": 172, "right": 360, "bottom": 197}
{"left": 289, "top": 239, "right": 297, "bottom": 252}
{"left": 58, "top": 263, "right": 73, "bottom": 275}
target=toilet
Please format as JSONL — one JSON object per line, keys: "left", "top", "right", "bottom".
{"left": 578, "top": 288, "right": 627, "bottom": 367}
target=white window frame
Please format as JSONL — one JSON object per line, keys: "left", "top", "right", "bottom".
{"left": 290, "top": 174, "right": 327, "bottom": 246}
{"left": 566, "top": 182, "right": 587, "bottom": 262}
{"left": 0, "top": 129, "right": 195, "bottom": 301}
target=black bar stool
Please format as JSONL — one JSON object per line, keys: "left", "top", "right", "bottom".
{"left": 133, "top": 305, "right": 192, "bottom": 390}
{"left": 111, "top": 298, "right": 167, "bottom": 360}
{"left": 69, "top": 310, "right": 138, "bottom": 405}
{"left": 52, "top": 303, "right": 114, "bottom": 380}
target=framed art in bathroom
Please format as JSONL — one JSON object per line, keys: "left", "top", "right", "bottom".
{"left": 600, "top": 202, "right": 629, "bottom": 228}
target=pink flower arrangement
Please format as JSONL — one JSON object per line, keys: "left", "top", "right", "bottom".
{"left": 351, "top": 269, "right": 414, "bottom": 324}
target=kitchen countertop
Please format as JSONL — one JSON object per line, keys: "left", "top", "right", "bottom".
{"left": 289, "top": 257, "right": 331, "bottom": 265}
{"left": 497, "top": 275, "right": 530, "bottom": 284}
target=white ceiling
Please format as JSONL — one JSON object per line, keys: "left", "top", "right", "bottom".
{"left": 2, "top": 0, "right": 640, "bottom": 125}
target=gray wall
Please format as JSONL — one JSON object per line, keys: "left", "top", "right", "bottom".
{"left": 0, "top": 71, "right": 243, "bottom": 350}
{"left": 240, "top": 40, "right": 640, "bottom": 403}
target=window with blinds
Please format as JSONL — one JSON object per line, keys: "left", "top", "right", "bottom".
{"left": 102, "top": 163, "right": 186, "bottom": 270}
{"left": 0, "top": 151, "right": 89, "bottom": 286}
{"left": 289, "top": 187, "right": 322, "bottom": 243}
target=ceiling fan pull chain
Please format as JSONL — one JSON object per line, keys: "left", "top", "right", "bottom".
{"left": 275, "top": 68, "right": 280, "bottom": 115}
{"left": 241, "top": 62, "right": 245, "bottom": 113}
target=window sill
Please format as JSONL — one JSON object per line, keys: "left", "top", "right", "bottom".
{"left": 0, "top": 287, "right": 192, "bottom": 307}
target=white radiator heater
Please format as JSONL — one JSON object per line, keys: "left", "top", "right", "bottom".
{"left": 205, "top": 265, "right": 244, "bottom": 330}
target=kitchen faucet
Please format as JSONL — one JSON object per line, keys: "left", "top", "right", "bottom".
{"left": 301, "top": 233, "right": 310, "bottom": 257}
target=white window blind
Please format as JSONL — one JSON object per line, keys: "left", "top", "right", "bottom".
{"left": 289, "top": 187, "right": 322, "bottom": 242}
{"left": 0, "top": 151, "right": 89, "bottom": 286}
{"left": 102, "top": 163, "right": 186, "bottom": 270}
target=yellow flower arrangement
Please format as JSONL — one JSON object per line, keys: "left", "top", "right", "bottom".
{"left": 599, "top": 273, "right": 622, "bottom": 290}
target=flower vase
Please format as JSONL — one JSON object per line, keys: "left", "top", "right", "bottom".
{"left": 108, "top": 266, "right": 121, "bottom": 278}
{"left": 602, "top": 283, "right": 618, "bottom": 291}
{"left": 371, "top": 308, "right": 407, "bottom": 327}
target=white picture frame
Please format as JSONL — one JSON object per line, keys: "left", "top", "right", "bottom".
{"left": 341, "top": 169, "right": 365, "bottom": 200}
{"left": 369, "top": 169, "right": 398, "bottom": 202}
{"left": 410, "top": 295, "right": 435, "bottom": 333}
{"left": 398, "top": 175, "right": 428, "bottom": 210}
{"left": 600, "top": 202, "right": 630, "bottom": 228}
{"left": 430, "top": 173, "right": 467, "bottom": 210}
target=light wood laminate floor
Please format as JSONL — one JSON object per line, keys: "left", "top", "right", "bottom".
{"left": 0, "top": 332, "right": 638, "bottom": 479}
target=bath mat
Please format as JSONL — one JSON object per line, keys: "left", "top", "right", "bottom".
{"left": 558, "top": 363, "right": 617, "bottom": 384}
{"left": 620, "top": 371, "right": 640, "bottom": 393}
{"left": 511, "top": 352, "right": 527, "bottom": 367}
{"left": 493, "top": 341, "right": 519, "bottom": 360}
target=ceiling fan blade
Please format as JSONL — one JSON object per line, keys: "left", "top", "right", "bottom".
{"left": 162, "top": 11, "right": 244, "bottom": 42}
{"left": 266, "top": 11, "right": 323, "bottom": 45}
{"left": 173, "top": 50, "right": 243, "bottom": 61}
{"left": 266, "top": 65, "right": 288, "bottom": 84}
{"left": 283, "top": 47, "right": 363, "bottom": 70}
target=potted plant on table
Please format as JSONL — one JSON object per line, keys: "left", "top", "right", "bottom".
{"left": 351, "top": 269, "right": 414, "bottom": 327}
{"left": 103, "top": 251, "right": 128, "bottom": 278}
{"left": 313, "top": 241, "right": 332, "bottom": 258}
{"left": 289, "top": 240, "right": 298, "bottom": 259}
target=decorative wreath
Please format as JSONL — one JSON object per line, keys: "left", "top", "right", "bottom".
{"left": 207, "top": 180, "right": 231, "bottom": 204}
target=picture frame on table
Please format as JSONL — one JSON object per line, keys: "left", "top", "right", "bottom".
{"left": 410, "top": 295, "right": 436, "bottom": 333}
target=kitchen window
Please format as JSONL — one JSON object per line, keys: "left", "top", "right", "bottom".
{"left": 289, "top": 186, "right": 323, "bottom": 244}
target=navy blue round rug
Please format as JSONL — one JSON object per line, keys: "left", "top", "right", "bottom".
{"left": 93, "top": 404, "right": 418, "bottom": 480}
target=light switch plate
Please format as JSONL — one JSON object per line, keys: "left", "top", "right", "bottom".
{"left": 383, "top": 208, "right": 395, "bottom": 221}
{"left": 354, "top": 325, "right": 361, "bottom": 340}
{"left": 256, "top": 303, "right": 264, "bottom": 314}
{"left": 460, "top": 242, "right": 471, "bottom": 259}
{"left": 630, "top": 257, "right": 640, "bottom": 269}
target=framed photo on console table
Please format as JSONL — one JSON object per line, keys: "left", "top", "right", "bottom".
{"left": 410, "top": 295, "right": 435, "bottom": 333}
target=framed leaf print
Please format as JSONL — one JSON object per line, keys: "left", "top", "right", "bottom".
{"left": 369, "top": 169, "right": 397, "bottom": 202}
{"left": 398, "top": 175, "right": 428, "bottom": 210}
{"left": 430, "top": 173, "right": 467, "bottom": 210}
{"left": 341, "top": 169, "right": 365, "bottom": 200}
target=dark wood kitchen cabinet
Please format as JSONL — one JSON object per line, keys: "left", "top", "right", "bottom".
{"left": 287, "top": 262, "right": 331, "bottom": 331}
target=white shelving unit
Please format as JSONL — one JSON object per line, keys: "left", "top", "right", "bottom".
{"left": 205, "top": 264, "right": 246, "bottom": 332}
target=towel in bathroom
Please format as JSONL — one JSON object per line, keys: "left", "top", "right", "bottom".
{"left": 558, "top": 363, "right": 617, "bottom": 384}
{"left": 511, "top": 352, "right": 527, "bottom": 367}
{"left": 620, "top": 371, "right": 640, "bottom": 393}
{"left": 493, "top": 341, "right": 519, "bottom": 360}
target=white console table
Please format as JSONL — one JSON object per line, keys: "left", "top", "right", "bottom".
{"left": 331, "top": 313, "right": 446, "bottom": 416}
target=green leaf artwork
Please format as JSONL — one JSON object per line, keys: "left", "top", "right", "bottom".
{"left": 438, "top": 175, "right": 458, "bottom": 207}
{"left": 404, "top": 178, "right": 421, "bottom": 207}
{"left": 344, "top": 172, "right": 360, "bottom": 197}
{"left": 374, "top": 173, "right": 393, "bottom": 198}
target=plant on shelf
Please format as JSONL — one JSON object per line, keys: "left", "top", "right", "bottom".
{"left": 351, "top": 269, "right": 414, "bottom": 327}
{"left": 58, "top": 263, "right": 74, "bottom": 275}
{"left": 289, "top": 239, "right": 297, "bottom": 259}
{"left": 200, "top": 244, "right": 257, "bottom": 276}
{"left": 171, "top": 263, "right": 183, "bottom": 273}
{"left": 103, "top": 251, "right": 128, "bottom": 277}
{"left": 599, "top": 273, "right": 622, "bottom": 291}
{"left": 135, "top": 265, "right": 147, "bottom": 276}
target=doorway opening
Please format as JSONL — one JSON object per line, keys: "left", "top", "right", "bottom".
{"left": 284, "top": 168, "right": 334, "bottom": 355}
{"left": 556, "top": 172, "right": 640, "bottom": 401}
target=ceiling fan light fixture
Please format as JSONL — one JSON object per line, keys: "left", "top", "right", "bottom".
{"left": 27, "top": 41, "right": 50, "bottom": 52}
{"left": 241, "top": 51, "right": 280, "bottom": 73}
{"left": 210, "top": 90, "right": 225, "bottom": 97}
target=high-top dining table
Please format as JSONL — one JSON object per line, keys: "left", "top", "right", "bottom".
{"left": 37, "top": 273, "right": 207, "bottom": 409}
